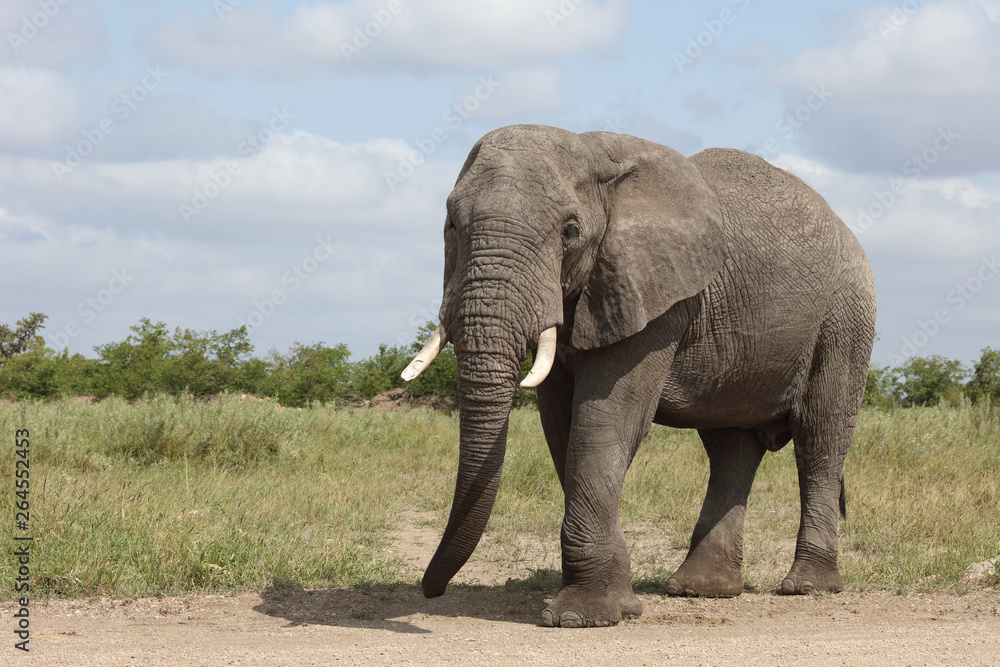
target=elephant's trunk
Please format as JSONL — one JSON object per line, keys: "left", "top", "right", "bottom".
{"left": 421, "top": 355, "right": 516, "bottom": 597}
{"left": 422, "top": 292, "right": 530, "bottom": 597}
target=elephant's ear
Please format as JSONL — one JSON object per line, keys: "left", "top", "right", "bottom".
{"left": 570, "top": 133, "right": 726, "bottom": 350}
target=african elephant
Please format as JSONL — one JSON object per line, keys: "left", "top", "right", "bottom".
{"left": 402, "top": 124, "right": 876, "bottom": 628}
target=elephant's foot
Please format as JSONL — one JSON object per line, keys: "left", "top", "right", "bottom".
{"left": 664, "top": 557, "right": 743, "bottom": 598}
{"left": 539, "top": 585, "right": 642, "bottom": 628}
{"left": 779, "top": 559, "right": 843, "bottom": 595}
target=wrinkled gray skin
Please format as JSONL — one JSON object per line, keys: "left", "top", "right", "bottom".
{"left": 418, "top": 125, "right": 876, "bottom": 628}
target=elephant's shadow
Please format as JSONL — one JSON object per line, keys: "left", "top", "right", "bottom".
{"left": 252, "top": 574, "right": 565, "bottom": 633}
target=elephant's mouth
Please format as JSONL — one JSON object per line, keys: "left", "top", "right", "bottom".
{"left": 402, "top": 325, "right": 557, "bottom": 388}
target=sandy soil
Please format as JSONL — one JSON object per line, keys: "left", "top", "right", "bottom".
{"left": 6, "top": 513, "right": 998, "bottom": 665}
{"left": 5, "top": 588, "right": 999, "bottom": 666}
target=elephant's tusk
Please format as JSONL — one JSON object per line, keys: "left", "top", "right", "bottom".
{"left": 520, "top": 327, "right": 558, "bottom": 388}
{"left": 401, "top": 326, "right": 447, "bottom": 382}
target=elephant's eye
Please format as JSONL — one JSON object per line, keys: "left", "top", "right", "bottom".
{"left": 562, "top": 221, "right": 580, "bottom": 243}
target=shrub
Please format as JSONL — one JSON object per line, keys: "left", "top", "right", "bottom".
{"left": 349, "top": 343, "right": 411, "bottom": 399}
{"left": 893, "top": 355, "right": 968, "bottom": 407}
{"left": 864, "top": 366, "right": 897, "bottom": 409}
{"left": 967, "top": 347, "right": 1000, "bottom": 405}
{"left": 265, "top": 342, "right": 354, "bottom": 407}
{"left": 90, "top": 319, "right": 254, "bottom": 399}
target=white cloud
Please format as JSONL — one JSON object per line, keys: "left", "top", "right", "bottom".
{"left": 0, "top": 0, "right": 105, "bottom": 65}
{"left": 40, "top": 131, "right": 450, "bottom": 224}
{"left": 142, "top": 0, "right": 628, "bottom": 75}
{"left": 466, "top": 67, "right": 566, "bottom": 119}
{"left": 0, "top": 129, "right": 456, "bottom": 357}
{"left": 0, "top": 206, "right": 51, "bottom": 242}
{"left": 88, "top": 95, "right": 265, "bottom": 162}
{"left": 0, "top": 67, "right": 79, "bottom": 148}
{"left": 774, "top": 1, "right": 999, "bottom": 97}
{"left": 768, "top": 0, "right": 1000, "bottom": 174}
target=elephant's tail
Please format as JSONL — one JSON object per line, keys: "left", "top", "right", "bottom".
{"left": 839, "top": 477, "right": 847, "bottom": 519}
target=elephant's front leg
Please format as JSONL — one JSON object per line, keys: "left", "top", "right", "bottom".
{"left": 540, "top": 417, "right": 643, "bottom": 628}
{"left": 540, "top": 346, "right": 674, "bottom": 628}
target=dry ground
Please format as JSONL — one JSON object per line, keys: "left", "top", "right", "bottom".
{"left": 5, "top": 589, "right": 999, "bottom": 666}
{"left": 6, "top": 513, "right": 998, "bottom": 665}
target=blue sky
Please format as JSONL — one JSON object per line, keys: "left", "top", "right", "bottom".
{"left": 1, "top": 0, "right": 997, "bottom": 369}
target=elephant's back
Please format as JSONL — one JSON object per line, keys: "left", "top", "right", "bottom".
{"left": 688, "top": 147, "right": 868, "bottom": 301}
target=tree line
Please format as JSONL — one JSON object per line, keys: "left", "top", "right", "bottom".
{"left": 0, "top": 314, "right": 513, "bottom": 408}
{"left": 1, "top": 313, "right": 997, "bottom": 409}
{"left": 865, "top": 351, "right": 999, "bottom": 408}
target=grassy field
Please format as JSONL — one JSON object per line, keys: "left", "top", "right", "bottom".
{"left": 2, "top": 396, "right": 998, "bottom": 599}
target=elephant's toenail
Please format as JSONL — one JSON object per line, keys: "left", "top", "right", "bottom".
{"left": 780, "top": 578, "right": 796, "bottom": 595}
{"left": 559, "top": 611, "right": 584, "bottom": 628}
{"left": 539, "top": 609, "right": 555, "bottom": 627}
{"left": 800, "top": 580, "right": 815, "bottom": 594}
{"left": 665, "top": 578, "right": 681, "bottom": 596}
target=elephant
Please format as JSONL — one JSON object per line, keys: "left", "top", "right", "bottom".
{"left": 401, "top": 124, "right": 877, "bottom": 628}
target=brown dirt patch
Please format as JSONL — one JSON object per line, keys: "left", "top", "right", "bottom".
{"left": 6, "top": 590, "right": 999, "bottom": 665}
{"left": 6, "top": 511, "right": 999, "bottom": 665}
{"left": 367, "top": 388, "right": 454, "bottom": 413}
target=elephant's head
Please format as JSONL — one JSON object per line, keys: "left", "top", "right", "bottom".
{"left": 402, "top": 124, "right": 726, "bottom": 598}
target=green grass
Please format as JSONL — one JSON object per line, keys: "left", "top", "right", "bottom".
{"left": 841, "top": 404, "right": 1000, "bottom": 590}
{"left": 1, "top": 397, "right": 998, "bottom": 599}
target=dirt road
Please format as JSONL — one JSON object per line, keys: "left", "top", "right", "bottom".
{"left": 6, "top": 588, "right": 999, "bottom": 666}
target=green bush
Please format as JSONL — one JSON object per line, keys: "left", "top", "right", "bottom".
{"left": 349, "top": 343, "right": 411, "bottom": 399}
{"left": 264, "top": 342, "right": 354, "bottom": 407}
{"left": 89, "top": 319, "right": 254, "bottom": 400}
{"left": 864, "top": 366, "right": 897, "bottom": 409}
{"left": 892, "top": 355, "right": 968, "bottom": 407}
{"left": 968, "top": 347, "right": 1000, "bottom": 405}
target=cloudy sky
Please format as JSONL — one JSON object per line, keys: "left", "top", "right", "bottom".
{"left": 1, "top": 0, "right": 997, "bottom": 369}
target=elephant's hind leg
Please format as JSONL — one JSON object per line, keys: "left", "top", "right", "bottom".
{"left": 780, "top": 421, "right": 850, "bottom": 595}
{"left": 782, "top": 316, "right": 869, "bottom": 594}
{"left": 666, "top": 427, "right": 767, "bottom": 597}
